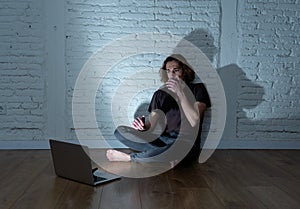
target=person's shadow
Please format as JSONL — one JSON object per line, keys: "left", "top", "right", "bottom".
{"left": 133, "top": 28, "right": 266, "bottom": 149}
{"left": 183, "top": 29, "right": 265, "bottom": 146}
{"left": 217, "top": 64, "right": 265, "bottom": 142}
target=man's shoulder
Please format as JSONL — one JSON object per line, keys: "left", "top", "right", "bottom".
{"left": 189, "top": 82, "right": 206, "bottom": 90}
{"left": 191, "top": 82, "right": 205, "bottom": 86}
{"left": 155, "top": 86, "right": 170, "bottom": 95}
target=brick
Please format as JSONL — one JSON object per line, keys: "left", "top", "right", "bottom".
{"left": 1, "top": 0, "right": 298, "bottom": 145}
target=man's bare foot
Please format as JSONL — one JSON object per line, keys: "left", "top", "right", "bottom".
{"left": 106, "top": 149, "right": 131, "bottom": 162}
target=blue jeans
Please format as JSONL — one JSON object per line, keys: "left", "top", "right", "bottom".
{"left": 114, "top": 126, "right": 178, "bottom": 162}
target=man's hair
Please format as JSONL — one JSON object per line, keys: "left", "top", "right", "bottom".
{"left": 159, "top": 55, "right": 195, "bottom": 83}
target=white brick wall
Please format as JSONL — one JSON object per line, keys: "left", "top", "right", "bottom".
{"left": 237, "top": 0, "right": 300, "bottom": 141}
{"left": 65, "top": 0, "right": 220, "bottom": 141}
{"left": 0, "top": 0, "right": 299, "bottom": 149}
{"left": 0, "top": 0, "right": 46, "bottom": 141}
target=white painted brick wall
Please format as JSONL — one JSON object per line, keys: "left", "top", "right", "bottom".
{"left": 0, "top": 0, "right": 299, "bottom": 148}
{"left": 66, "top": 0, "right": 220, "bottom": 141}
{"left": 237, "top": 0, "right": 300, "bottom": 140}
{"left": 0, "top": 0, "right": 46, "bottom": 140}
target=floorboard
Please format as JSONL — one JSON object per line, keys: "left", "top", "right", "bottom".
{"left": 99, "top": 178, "right": 141, "bottom": 209}
{"left": 0, "top": 149, "right": 299, "bottom": 209}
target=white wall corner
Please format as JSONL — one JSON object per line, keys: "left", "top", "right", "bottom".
{"left": 220, "top": 0, "right": 239, "bottom": 67}
{"left": 45, "top": 0, "right": 66, "bottom": 140}
{"left": 218, "top": 0, "right": 239, "bottom": 142}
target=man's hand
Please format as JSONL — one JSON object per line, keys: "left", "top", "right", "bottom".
{"left": 132, "top": 116, "right": 145, "bottom": 131}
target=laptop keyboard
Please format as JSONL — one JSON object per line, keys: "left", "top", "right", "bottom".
{"left": 93, "top": 169, "right": 107, "bottom": 182}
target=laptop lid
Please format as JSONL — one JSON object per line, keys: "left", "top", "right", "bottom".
{"left": 49, "top": 139, "right": 120, "bottom": 186}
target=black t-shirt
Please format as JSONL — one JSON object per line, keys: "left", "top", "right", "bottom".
{"left": 148, "top": 83, "right": 211, "bottom": 136}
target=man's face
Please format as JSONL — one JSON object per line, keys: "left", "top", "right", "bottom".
{"left": 166, "top": 60, "right": 183, "bottom": 80}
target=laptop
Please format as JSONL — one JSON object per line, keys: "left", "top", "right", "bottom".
{"left": 49, "top": 139, "right": 121, "bottom": 186}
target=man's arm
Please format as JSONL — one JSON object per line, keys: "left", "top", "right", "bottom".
{"left": 132, "top": 110, "right": 165, "bottom": 131}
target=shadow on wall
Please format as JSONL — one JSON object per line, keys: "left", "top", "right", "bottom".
{"left": 183, "top": 28, "right": 218, "bottom": 63}
{"left": 218, "top": 64, "right": 264, "bottom": 141}
{"left": 133, "top": 28, "right": 266, "bottom": 145}
{"left": 183, "top": 29, "right": 265, "bottom": 142}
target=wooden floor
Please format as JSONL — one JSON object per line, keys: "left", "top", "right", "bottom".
{"left": 0, "top": 149, "right": 299, "bottom": 209}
